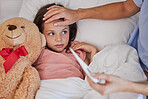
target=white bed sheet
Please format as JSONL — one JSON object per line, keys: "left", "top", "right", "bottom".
{"left": 36, "top": 44, "right": 147, "bottom": 99}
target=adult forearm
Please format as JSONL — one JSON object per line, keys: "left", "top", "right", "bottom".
{"left": 114, "top": 79, "right": 148, "bottom": 95}
{"left": 131, "top": 81, "right": 148, "bottom": 96}
{"left": 76, "top": 0, "right": 139, "bottom": 20}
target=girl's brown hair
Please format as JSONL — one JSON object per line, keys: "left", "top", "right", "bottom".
{"left": 34, "top": 3, "right": 77, "bottom": 52}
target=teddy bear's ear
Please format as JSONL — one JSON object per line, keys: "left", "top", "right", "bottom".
{"left": 40, "top": 33, "right": 46, "bottom": 48}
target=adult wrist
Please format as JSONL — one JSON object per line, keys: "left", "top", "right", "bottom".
{"left": 123, "top": 80, "right": 135, "bottom": 92}
{"left": 76, "top": 8, "right": 87, "bottom": 20}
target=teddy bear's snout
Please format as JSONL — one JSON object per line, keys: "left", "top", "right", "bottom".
{"left": 8, "top": 25, "right": 17, "bottom": 31}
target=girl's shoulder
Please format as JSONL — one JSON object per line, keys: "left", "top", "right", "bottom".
{"left": 36, "top": 49, "right": 55, "bottom": 60}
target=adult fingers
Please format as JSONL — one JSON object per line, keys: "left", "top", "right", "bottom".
{"left": 53, "top": 21, "right": 70, "bottom": 26}
{"left": 96, "top": 73, "right": 121, "bottom": 82}
{"left": 72, "top": 44, "right": 82, "bottom": 49}
{"left": 87, "top": 76, "right": 95, "bottom": 85}
{"left": 45, "top": 6, "right": 60, "bottom": 15}
{"left": 87, "top": 76, "right": 105, "bottom": 94}
{"left": 44, "top": 8, "right": 61, "bottom": 20}
{"left": 72, "top": 42, "right": 86, "bottom": 48}
{"left": 72, "top": 43, "right": 85, "bottom": 51}
{"left": 92, "top": 73, "right": 111, "bottom": 82}
{"left": 47, "top": 5, "right": 61, "bottom": 10}
{"left": 45, "top": 14, "right": 63, "bottom": 24}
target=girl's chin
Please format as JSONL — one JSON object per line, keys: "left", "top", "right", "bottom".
{"left": 53, "top": 48, "right": 64, "bottom": 52}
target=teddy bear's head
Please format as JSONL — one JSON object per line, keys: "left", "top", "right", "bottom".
{"left": 0, "top": 17, "right": 46, "bottom": 65}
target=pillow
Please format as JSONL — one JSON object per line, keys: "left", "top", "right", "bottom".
{"left": 75, "top": 17, "right": 138, "bottom": 50}
{"left": 0, "top": 0, "right": 23, "bottom": 24}
{"left": 19, "top": 0, "right": 139, "bottom": 50}
{"left": 68, "top": 0, "right": 139, "bottom": 50}
{"left": 19, "top": 0, "right": 70, "bottom": 21}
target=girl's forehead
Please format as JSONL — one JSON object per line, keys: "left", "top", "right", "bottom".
{"left": 43, "top": 23, "right": 69, "bottom": 33}
{"left": 44, "top": 21, "right": 69, "bottom": 29}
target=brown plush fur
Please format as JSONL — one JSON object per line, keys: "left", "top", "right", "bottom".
{"left": 0, "top": 17, "right": 46, "bottom": 99}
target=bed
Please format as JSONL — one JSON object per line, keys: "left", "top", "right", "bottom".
{"left": 19, "top": 0, "right": 147, "bottom": 99}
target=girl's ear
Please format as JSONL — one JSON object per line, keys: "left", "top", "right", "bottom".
{"left": 40, "top": 33, "right": 46, "bottom": 48}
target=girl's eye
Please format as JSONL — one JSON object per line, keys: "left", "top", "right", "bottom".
{"left": 48, "top": 32, "right": 55, "bottom": 36}
{"left": 62, "top": 31, "right": 67, "bottom": 34}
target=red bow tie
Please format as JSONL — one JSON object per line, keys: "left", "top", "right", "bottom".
{"left": 0, "top": 46, "right": 28, "bottom": 73}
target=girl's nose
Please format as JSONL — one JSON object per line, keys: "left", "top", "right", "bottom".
{"left": 55, "top": 35, "right": 62, "bottom": 42}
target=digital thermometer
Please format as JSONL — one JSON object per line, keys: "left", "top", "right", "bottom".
{"left": 70, "top": 48, "right": 105, "bottom": 84}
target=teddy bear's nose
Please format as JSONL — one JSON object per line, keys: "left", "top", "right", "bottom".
{"left": 8, "top": 25, "right": 17, "bottom": 31}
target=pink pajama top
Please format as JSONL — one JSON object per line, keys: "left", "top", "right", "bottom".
{"left": 34, "top": 41, "right": 86, "bottom": 80}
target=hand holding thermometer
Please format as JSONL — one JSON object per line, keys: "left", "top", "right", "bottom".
{"left": 70, "top": 48, "right": 105, "bottom": 84}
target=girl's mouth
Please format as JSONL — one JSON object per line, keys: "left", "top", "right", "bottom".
{"left": 54, "top": 44, "right": 64, "bottom": 48}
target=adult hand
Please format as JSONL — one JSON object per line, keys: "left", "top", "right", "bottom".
{"left": 72, "top": 42, "right": 98, "bottom": 62}
{"left": 43, "top": 5, "right": 79, "bottom": 26}
{"left": 87, "top": 73, "right": 131, "bottom": 95}
{"left": 72, "top": 42, "right": 98, "bottom": 53}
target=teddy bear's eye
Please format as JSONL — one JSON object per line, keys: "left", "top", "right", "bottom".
{"left": 21, "top": 26, "right": 25, "bottom": 28}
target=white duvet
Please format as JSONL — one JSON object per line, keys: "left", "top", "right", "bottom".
{"left": 35, "top": 44, "right": 147, "bottom": 99}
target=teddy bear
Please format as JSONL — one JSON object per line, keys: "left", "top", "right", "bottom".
{"left": 0, "top": 17, "right": 46, "bottom": 99}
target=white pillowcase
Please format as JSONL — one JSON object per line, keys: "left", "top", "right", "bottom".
{"left": 76, "top": 16, "right": 138, "bottom": 50}
{"left": 19, "top": 0, "right": 139, "bottom": 50}
{"left": 19, "top": 0, "right": 70, "bottom": 21}
{"left": 68, "top": 0, "right": 139, "bottom": 50}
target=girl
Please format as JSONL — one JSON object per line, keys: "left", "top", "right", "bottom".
{"left": 33, "top": 3, "right": 98, "bottom": 99}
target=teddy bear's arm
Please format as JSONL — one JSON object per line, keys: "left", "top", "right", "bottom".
{"left": 14, "top": 66, "right": 40, "bottom": 99}
{"left": 0, "top": 56, "right": 5, "bottom": 82}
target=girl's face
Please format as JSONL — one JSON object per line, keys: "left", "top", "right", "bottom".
{"left": 43, "top": 20, "right": 70, "bottom": 52}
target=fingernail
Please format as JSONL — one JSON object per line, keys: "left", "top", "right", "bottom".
{"left": 54, "top": 23, "right": 58, "bottom": 26}
{"left": 43, "top": 14, "right": 46, "bottom": 16}
{"left": 43, "top": 18, "right": 45, "bottom": 20}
